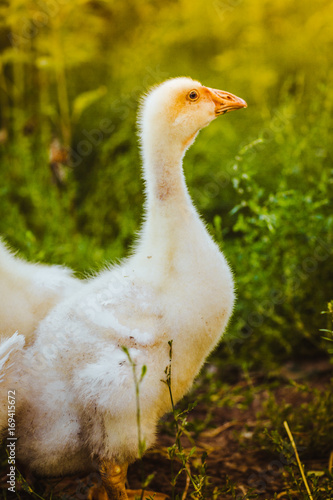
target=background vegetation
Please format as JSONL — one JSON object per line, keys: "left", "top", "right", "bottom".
{"left": 0, "top": 0, "right": 332, "bottom": 498}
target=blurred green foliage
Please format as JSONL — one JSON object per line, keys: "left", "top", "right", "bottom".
{"left": 0, "top": 0, "right": 332, "bottom": 370}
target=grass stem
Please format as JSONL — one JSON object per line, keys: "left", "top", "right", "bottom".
{"left": 283, "top": 420, "right": 313, "bottom": 500}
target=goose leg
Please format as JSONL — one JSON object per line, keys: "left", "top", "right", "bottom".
{"left": 99, "top": 460, "right": 129, "bottom": 500}
{"left": 88, "top": 460, "right": 128, "bottom": 500}
{"left": 88, "top": 460, "right": 169, "bottom": 500}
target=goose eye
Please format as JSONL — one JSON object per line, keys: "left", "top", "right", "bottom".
{"left": 187, "top": 89, "right": 200, "bottom": 101}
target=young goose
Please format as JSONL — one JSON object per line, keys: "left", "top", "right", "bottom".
{"left": 4, "top": 77, "right": 246, "bottom": 499}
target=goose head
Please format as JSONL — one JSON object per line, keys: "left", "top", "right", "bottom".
{"left": 139, "top": 77, "right": 247, "bottom": 156}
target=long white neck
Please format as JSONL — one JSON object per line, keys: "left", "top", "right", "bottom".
{"left": 134, "top": 129, "right": 210, "bottom": 279}
{"left": 143, "top": 138, "right": 189, "bottom": 209}
{"left": 140, "top": 124, "right": 200, "bottom": 227}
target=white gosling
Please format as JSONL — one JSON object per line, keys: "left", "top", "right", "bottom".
{"left": 1, "top": 77, "right": 246, "bottom": 499}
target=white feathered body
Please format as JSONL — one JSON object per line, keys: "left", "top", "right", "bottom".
{"left": 14, "top": 198, "right": 234, "bottom": 475}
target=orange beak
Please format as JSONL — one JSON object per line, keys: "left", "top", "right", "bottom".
{"left": 205, "top": 87, "right": 247, "bottom": 116}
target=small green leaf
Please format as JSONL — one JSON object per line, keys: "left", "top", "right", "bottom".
{"left": 140, "top": 365, "right": 147, "bottom": 382}
{"left": 142, "top": 472, "right": 155, "bottom": 488}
